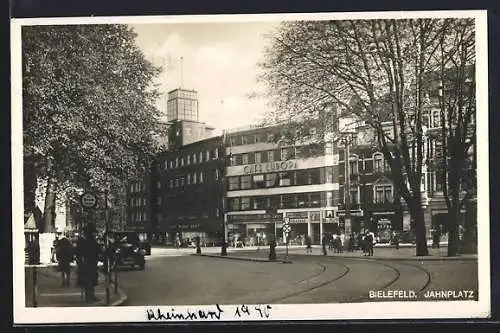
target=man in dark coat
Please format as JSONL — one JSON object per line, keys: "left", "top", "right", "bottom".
{"left": 75, "top": 223, "right": 100, "bottom": 302}
{"left": 57, "top": 235, "right": 74, "bottom": 286}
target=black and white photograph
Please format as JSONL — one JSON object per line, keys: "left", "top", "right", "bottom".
{"left": 11, "top": 10, "right": 490, "bottom": 324}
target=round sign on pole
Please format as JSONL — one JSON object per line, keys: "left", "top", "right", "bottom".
{"left": 283, "top": 224, "right": 291, "bottom": 233}
{"left": 80, "top": 192, "right": 97, "bottom": 208}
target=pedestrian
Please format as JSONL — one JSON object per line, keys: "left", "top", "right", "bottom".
{"left": 366, "top": 230, "right": 375, "bottom": 256}
{"left": 305, "top": 235, "right": 312, "bottom": 254}
{"left": 348, "top": 234, "right": 355, "bottom": 252}
{"left": 339, "top": 233, "right": 345, "bottom": 253}
{"left": 51, "top": 235, "right": 60, "bottom": 263}
{"left": 75, "top": 223, "right": 100, "bottom": 302}
{"left": 393, "top": 231, "right": 400, "bottom": 250}
{"left": 57, "top": 234, "right": 74, "bottom": 286}
{"left": 322, "top": 235, "right": 327, "bottom": 256}
{"left": 432, "top": 226, "right": 441, "bottom": 248}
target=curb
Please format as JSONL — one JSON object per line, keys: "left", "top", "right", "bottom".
{"left": 194, "top": 254, "right": 278, "bottom": 263}
{"left": 332, "top": 255, "right": 477, "bottom": 261}
{"left": 97, "top": 272, "right": 129, "bottom": 306}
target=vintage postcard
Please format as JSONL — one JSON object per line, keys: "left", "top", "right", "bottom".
{"left": 12, "top": 10, "right": 490, "bottom": 324}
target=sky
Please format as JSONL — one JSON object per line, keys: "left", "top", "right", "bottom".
{"left": 129, "top": 22, "right": 281, "bottom": 133}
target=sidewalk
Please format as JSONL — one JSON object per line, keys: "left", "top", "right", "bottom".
{"left": 197, "top": 245, "right": 476, "bottom": 262}
{"left": 25, "top": 264, "right": 128, "bottom": 307}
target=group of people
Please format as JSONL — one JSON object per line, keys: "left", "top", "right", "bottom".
{"left": 304, "top": 230, "right": 379, "bottom": 256}
{"left": 51, "top": 223, "right": 105, "bottom": 302}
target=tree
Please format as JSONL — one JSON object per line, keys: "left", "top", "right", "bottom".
{"left": 22, "top": 24, "right": 166, "bottom": 232}
{"left": 259, "top": 18, "right": 474, "bottom": 256}
{"left": 431, "top": 19, "right": 476, "bottom": 256}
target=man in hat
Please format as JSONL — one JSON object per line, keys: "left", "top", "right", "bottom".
{"left": 75, "top": 223, "right": 100, "bottom": 302}
{"left": 57, "top": 234, "right": 74, "bottom": 286}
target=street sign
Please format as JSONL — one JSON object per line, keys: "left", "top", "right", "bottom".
{"left": 283, "top": 224, "right": 291, "bottom": 233}
{"left": 80, "top": 192, "right": 97, "bottom": 208}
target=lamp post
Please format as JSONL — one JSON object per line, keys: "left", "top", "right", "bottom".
{"left": 221, "top": 133, "right": 232, "bottom": 256}
{"left": 340, "top": 134, "right": 353, "bottom": 238}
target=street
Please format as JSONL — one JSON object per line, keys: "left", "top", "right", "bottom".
{"left": 115, "top": 247, "right": 478, "bottom": 305}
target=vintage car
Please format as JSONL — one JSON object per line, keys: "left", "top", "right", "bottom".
{"left": 112, "top": 242, "right": 146, "bottom": 270}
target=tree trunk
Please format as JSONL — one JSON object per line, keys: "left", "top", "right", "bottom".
{"left": 447, "top": 208, "right": 461, "bottom": 257}
{"left": 412, "top": 204, "right": 429, "bottom": 256}
{"left": 462, "top": 201, "right": 477, "bottom": 254}
{"left": 42, "top": 177, "right": 57, "bottom": 233}
{"left": 23, "top": 156, "right": 37, "bottom": 217}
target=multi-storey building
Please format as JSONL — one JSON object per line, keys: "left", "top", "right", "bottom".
{"left": 150, "top": 136, "right": 225, "bottom": 244}
{"left": 224, "top": 124, "right": 340, "bottom": 245}
{"left": 126, "top": 173, "right": 152, "bottom": 233}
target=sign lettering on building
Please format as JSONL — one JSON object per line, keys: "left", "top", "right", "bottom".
{"left": 243, "top": 160, "right": 298, "bottom": 175}
{"left": 228, "top": 213, "right": 283, "bottom": 223}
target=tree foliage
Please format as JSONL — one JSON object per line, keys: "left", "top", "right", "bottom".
{"left": 260, "top": 18, "right": 476, "bottom": 256}
{"left": 22, "top": 24, "right": 166, "bottom": 231}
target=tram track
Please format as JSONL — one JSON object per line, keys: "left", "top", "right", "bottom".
{"left": 268, "top": 256, "right": 432, "bottom": 303}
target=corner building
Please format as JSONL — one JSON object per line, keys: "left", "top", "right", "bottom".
{"left": 224, "top": 125, "right": 341, "bottom": 245}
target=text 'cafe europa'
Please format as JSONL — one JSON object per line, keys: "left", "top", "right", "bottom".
{"left": 243, "top": 160, "right": 298, "bottom": 175}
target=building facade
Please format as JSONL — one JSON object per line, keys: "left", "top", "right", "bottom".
{"left": 150, "top": 136, "right": 226, "bottom": 244}
{"left": 224, "top": 125, "right": 341, "bottom": 245}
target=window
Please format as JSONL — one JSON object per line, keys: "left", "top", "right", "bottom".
{"left": 253, "top": 174, "right": 265, "bottom": 188}
{"left": 187, "top": 174, "right": 191, "bottom": 185}
{"left": 241, "top": 197, "right": 251, "bottom": 210}
{"left": 230, "top": 198, "right": 240, "bottom": 211}
{"left": 170, "top": 160, "right": 174, "bottom": 169}
{"left": 265, "top": 173, "right": 277, "bottom": 187}
{"left": 310, "top": 193, "right": 321, "bottom": 207}
{"left": 175, "top": 157, "right": 179, "bottom": 168}
{"left": 432, "top": 110, "right": 441, "bottom": 128}
{"left": 193, "top": 153, "right": 197, "bottom": 164}
{"left": 230, "top": 155, "right": 237, "bottom": 166}
{"left": 242, "top": 136, "right": 248, "bottom": 145}
{"left": 214, "top": 148, "right": 219, "bottom": 159}
{"left": 295, "top": 146, "right": 302, "bottom": 158}
{"left": 240, "top": 176, "right": 252, "bottom": 189}
{"left": 157, "top": 197, "right": 162, "bottom": 205}
{"left": 254, "top": 152, "right": 261, "bottom": 164}
{"left": 350, "top": 189, "right": 359, "bottom": 204}
{"left": 267, "top": 133, "right": 274, "bottom": 143}
{"left": 199, "top": 171, "right": 204, "bottom": 183}
{"left": 326, "top": 191, "right": 334, "bottom": 206}
{"left": 179, "top": 177, "right": 184, "bottom": 187}
{"left": 325, "top": 167, "right": 334, "bottom": 183}
{"left": 228, "top": 177, "right": 239, "bottom": 190}
{"left": 230, "top": 136, "right": 236, "bottom": 146}
{"left": 297, "top": 194, "right": 308, "bottom": 207}
{"left": 169, "top": 179, "right": 174, "bottom": 188}
{"left": 281, "top": 148, "right": 289, "bottom": 161}
{"left": 143, "top": 198, "right": 147, "bottom": 206}
{"left": 215, "top": 169, "right": 220, "bottom": 180}
{"left": 279, "top": 172, "right": 292, "bottom": 186}
{"left": 268, "top": 151, "right": 275, "bottom": 162}
{"left": 242, "top": 154, "right": 249, "bottom": 165}
{"left": 193, "top": 173, "right": 197, "bottom": 184}
{"left": 215, "top": 208, "right": 220, "bottom": 217}
{"left": 187, "top": 155, "right": 191, "bottom": 165}
{"left": 157, "top": 181, "right": 161, "bottom": 189}
{"left": 374, "top": 185, "right": 392, "bottom": 203}
{"left": 254, "top": 134, "right": 260, "bottom": 143}
{"left": 349, "top": 159, "right": 358, "bottom": 175}
{"left": 164, "top": 160, "right": 168, "bottom": 170}
{"left": 374, "top": 154, "right": 384, "bottom": 173}
{"left": 199, "top": 152, "right": 203, "bottom": 163}
{"left": 175, "top": 178, "right": 179, "bottom": 187}
{"left": 206, "top": 149, "right": 210, "bottom": 161}
{"left": 252, "top": 197, "right": 266, "bottom": 210}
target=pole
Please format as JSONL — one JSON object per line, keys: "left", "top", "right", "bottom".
{"left": 104, "top": 191, "right": 110, "bottom": 305}
{"left": 32, "top": 266, "right": 37, "bottom": 307}
{"left": 345, "top": 136, "right": 351, "bottom": 236}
